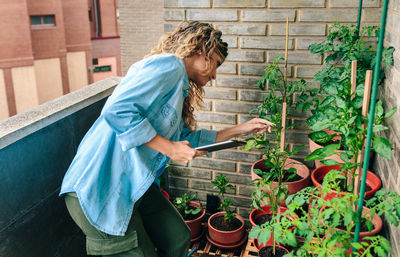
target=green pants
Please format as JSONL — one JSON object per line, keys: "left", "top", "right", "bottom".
{"left": 64, "top": 184, "right": 191, "bottom": 257}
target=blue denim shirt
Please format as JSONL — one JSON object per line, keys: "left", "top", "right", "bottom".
{"left": 60, "top": 54, "right": 217, "bottom": 236}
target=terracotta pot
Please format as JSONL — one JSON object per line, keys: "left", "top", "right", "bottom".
{"left": 254, "top": 239, "right": 290, "bottom": 256}
{"left": 249, "top": 205, "right": 297, "bottom": 248}
{"left": 249, "top": 205, "right": 289, "bottom": 227}
{"left": 322, "top": 206, "right": 383, "bottom": 255}
{"left": 251, "top": 158, "right": 310, "bottom": 206}
{"left": 207, "top": 211, "right": 245, "bottom": 245}
{"left": 311, "top": 165, "right": 381, "bottom": 200}
{"left": 185, "top": 201, "right": 205, "bottom": 240}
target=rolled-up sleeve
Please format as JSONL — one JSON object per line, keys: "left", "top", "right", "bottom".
{"left": 103, "top": 55, "right": 184, "bottom": 151}
{"left": 180, "top": 123, "right": 217, "bottom": 148}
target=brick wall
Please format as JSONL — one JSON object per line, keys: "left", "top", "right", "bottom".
{"left": 119, "top": 0, "right": 164, "bottom": 74}
{"left": 374, "top": 0, "right": 400, "bottom": 256}
{"left": 119, "top": 1, "right": 399, "bottom": 255}
{"left": 162, "top": 0, "right": 382, "bottom": 219}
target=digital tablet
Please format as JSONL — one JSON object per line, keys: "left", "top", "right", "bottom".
{"left": 195, "top": 140, "right": 246, "bottom": 152}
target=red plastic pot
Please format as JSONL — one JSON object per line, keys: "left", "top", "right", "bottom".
{"left": 251, "top": 158, "right": 310, "bottom": 206}
{"left": 311, "top": 165, "right": 381, "bottom": 200}
{"left": 207, "top": 211, "right": 245, "bottom": 246}
{"left": 249, "top": 205, "right": 297, "bottom": 248}
{"left": 160, "top": 189, "right": 170, "bottom": 200}
{"left": 185, "top": 201, "right": 205, "bottom": 241}
{"left": 254, "top": 239, "right": 290, "bottom": 256}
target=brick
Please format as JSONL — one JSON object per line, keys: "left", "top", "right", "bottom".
{"left": 191, "top": 158, "right": 236, "bottom": 171}
{"left": 201, "top": 100, "right": 212, "bottom": 111}
{"left": 271, "top": 24, "right": 326, "bottom": 36}
{"left": 215, "top": 101, "right": 259, "bottom": 114}
{"left": 164, "top": 10, "right": 184, "bottom": 21}
{"left": 268, "top": 51, "right": 322, "bottom": 64}
{"left": 290, "top": 118, "right": 309, "bottom": 130}
{"left": 192, "top": 180, "right": 217, "bottom": 192}
{"left": 270, "top": 0, "right": 325, "bottom": 7}
{"left": 238, "top": 208, "right": 252, "bottom": 220}
{"left": 240, "top": 64, "right": 266, "bottom": 76}
{"left": 239, "top": 163, "right": 253, "bottom": 174}
{"left": 217, "top": 62, "right": 237, "bottom": 74}
{"left": 230, "top": 195, "right": 252, "bottom": 208}
{"left": 169, "top": 176, "right": 188, "bottom": 188}
{"left": 300, "top": 10, "right": 357, "bottom": 22}
{"left": 226, "top": 50, "right": 265, "bottom": 63}
{"left": 239, "top": 115, "right": 258, "bottom": 124}
{"left": 242, "top": 10, "right": 295, "bottom": 22}
{"left": 240, "top": 90, "right": 267, "bottom": 102}
{"left": 241, "top": 37, "right": 294, "bottom": 49}
{"left": 238, "top": 185, "right": 254, "bottom": 197}
{"left": 222, "top": 36, "right": 238, "bottom": 48}
{"left": 240, "top": 64, "right": 293, "bottom": 76}
{"left": 204, "top": 87, "right": 237, "bottom": 100}
{"left": 362, "top": 9, "right": 382, "bottom": 23}
{"left": 330, "top": 0, "right": 379, "bottom": 7}
{"left": 168, "top": 166, "right": 212, "bottom": 179}
{"left": 215, "top": 172, "right": 252, "bottom": 185}
{"left": 195, "top": 112, "right": 237, "bottom": 124}
{"left": 216, "top": 77, "right": 259, "bottom": 89}
{"left": 188, "top": 10, "right": 238, "bottom": 21}
{"left": 216, "top": 24, "right": 266, "bottom": 36}
{"left": 214, "top": 150, "right": 261, "bottom": 162}
{"left": 214, "top": 0, "right": 265, "bottom": 7}
{"left": 296, "top": 38, "right": 325, "bottom": 50}
{"left": 296, "top": 66, "right": 322, "bottom": 78}
{"left": 285, "top": 131, "right": 309, "bottom": 144}
{"left": 164, "top": 0, "right": 210, "bottom": 8}
{"left": 164, "top": 23, "right": 179, "bottom": 33}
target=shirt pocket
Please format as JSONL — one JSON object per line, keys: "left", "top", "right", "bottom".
{"left": 151, "top": 103, "right": 178, "bottom": 138}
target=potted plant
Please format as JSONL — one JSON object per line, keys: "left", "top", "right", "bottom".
{"left": 244, "top": 56, "right": 310, "bottom": 204}
{"left": 173, "top": 193, "right": 205, "bottom": 242}
{"left": 268, "top": 172, "right": 400, "bottom": 257}
{"left": 207, "top": 174, "right": 246, "bottom": 247}
{"left": 298, "top": 22, "right": 395, "bottom": 167}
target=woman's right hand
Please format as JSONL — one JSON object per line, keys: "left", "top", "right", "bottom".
{"left": 168, "top": 140, "right": 207, "bottom": 164}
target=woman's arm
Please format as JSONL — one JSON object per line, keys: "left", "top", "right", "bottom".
{"left": 145, "top": 134, "right": 206, "bottom": 163}
{"left": 216, "top": 118, "right": 272, "bottom": 142}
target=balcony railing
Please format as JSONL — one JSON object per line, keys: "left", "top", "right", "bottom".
{"left": 0, "top": 76, "right": 121, "bottom": 257}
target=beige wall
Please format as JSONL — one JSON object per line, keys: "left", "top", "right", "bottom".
{"left": 67, "top": 51, "right": 89, "bottom": 92}
{"left": 11, "top": 66, "right": 39, "bottom": 113}
{"left": 34, "top": 58, "right": 64, "bottom": 104}
{"left": 0, "top": 70, "right": 9, "bottom": 120}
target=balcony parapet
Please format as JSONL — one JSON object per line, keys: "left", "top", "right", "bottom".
{"left": 0, "top": 76, "right": 121, "bottom": 149}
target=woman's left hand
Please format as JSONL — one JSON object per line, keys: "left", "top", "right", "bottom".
{"left": 238, "top": 118, "right": 273, "bottom": 135}
{"left": 216, "top": 118, "right": 273, "bottom": 142}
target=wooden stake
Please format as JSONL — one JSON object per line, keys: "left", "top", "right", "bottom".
{"left": 353, "top": 70, "right": 373, "bottom": 197}
{"left": 351, "top": 60, "right": 357, "bottom": 100}
{"left": 347, "top": 60, "right": 358, "bottom": 186}
{"left": 280, "top": 17, "right": 289, "bottom": 152}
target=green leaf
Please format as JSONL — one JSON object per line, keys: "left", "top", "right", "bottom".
{"left": 305, "top": 143, "right": 340, "bottom": 161}
{"left": 373, "top": 125, "right": 388, "bottom": 133}
{"left": 335, "top": 96, "right": 347, "bottom": 109}
{"left": 320, "top": 96, "right": 335, "bottom": 107}
{"left": 373, "top": 136, "right": 392, "bottom": 160}
{"left": 243, "top": 140, "right": 257, "bottom": 151}
{"left": 384, "top": 107, "right": 397, "bottom": 119}
{"left": 309, "top": 131, "right": 336, "bottom": 144}
{"left": 365, "top": 220, "right": 374, "bottom": 231}
{"left": 321, "top": 159, "right": 340, "bottom": 166}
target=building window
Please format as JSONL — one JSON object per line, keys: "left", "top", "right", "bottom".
{"left": 30, "top": 15, "right": 55, "bottom": 26}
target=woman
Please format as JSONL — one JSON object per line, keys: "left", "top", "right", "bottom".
{"left": 60, "top": 21, "right": 272, "bottom": 257}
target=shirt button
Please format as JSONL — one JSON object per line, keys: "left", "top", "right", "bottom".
{"left": 165, "top": 112, "right": 169, "bottom": 115}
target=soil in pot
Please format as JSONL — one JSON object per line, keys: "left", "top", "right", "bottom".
{"left": 256, "top": 167, "right": 304, "bottom": 183}
{"left": 258, "top": 246, "right": 289, "bottom": 257}
{"left": 209, "top": 215, "right": 242, "bottom": 231}
{"left": 255, "top": 213, "right": 273, "bottom": 225}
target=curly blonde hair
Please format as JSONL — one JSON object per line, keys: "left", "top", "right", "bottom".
{"left": 145, "top": 21, "right": 228, "bottom": 130}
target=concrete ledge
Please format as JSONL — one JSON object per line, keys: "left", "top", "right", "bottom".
{"left": 0, "top": 76, "right": 121, "bottom": 149}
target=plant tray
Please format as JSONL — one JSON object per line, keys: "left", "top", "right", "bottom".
{"left": 188, "top": 230, "right": 257, "bottom": 257}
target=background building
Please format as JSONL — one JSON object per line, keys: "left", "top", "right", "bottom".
{"left": 0, "top": 0, "right": 121, "bottom": 120}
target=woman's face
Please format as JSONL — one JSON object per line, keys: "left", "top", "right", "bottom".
{"left": 186, "top": 51, "right": 223, "bottom": 87}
